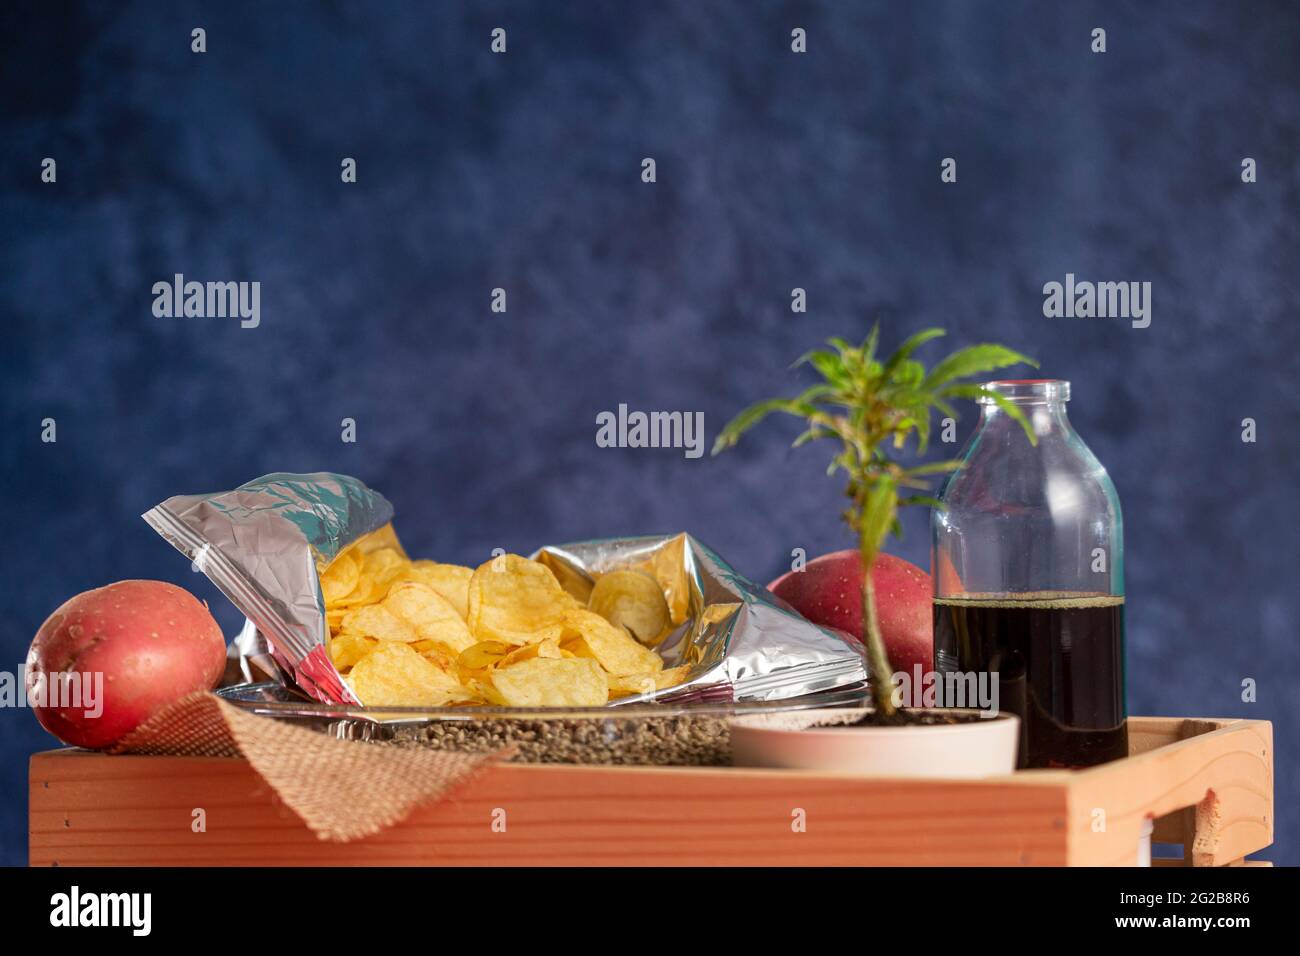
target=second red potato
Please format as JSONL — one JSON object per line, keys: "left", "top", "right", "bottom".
{"left": 768, "top": 551, "right": 933, "bottom": 674}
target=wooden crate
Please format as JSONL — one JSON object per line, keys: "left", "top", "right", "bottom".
{"left": 29, "top": 715, "right": 1272, "bottom": 867}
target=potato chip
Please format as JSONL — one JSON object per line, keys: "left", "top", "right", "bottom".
{"left": 622, "top": 534, "right": 690, "bottom": 625}
{"left": 321, "top": 544, "right": 689, "bottom": 709}
{"left": 561, "top": 607, "right": 664, "bottom": 676}
{"left": 535, "top": 551, "right": 595, "bottom": 605}
{"left": 467, "top": 677, "right": 507, "bottom": 706}
{"left": 605, "top": 671, "right": 657, "bottom": 699}
{"left": 606, "top": 664, "right": 692, "bottom": 699}
{"left": 488, "top": 657, "right": 608, "bottom": 707}
{"left": 656, "top": 663, "right": 692, "bottom": 688}
{"left": 330, "top": 631, "right": 379, "bottom": 670}
{"left": 399, "top": 561, "right": 473, "bottom": 620}
{"left": 498, "top": 638, "right": 563, "bottom": 668}
{"left": 383, "top": 581, "right": 475, "bottom": 652}
{"left": 652, "top": 535, "right": 692, "bottom": 625}
{"left": 339, "top": 604, "right": 417, "bottom": 643}
{"left": 467, "top": 554, "right": 577, "bottom": 644}
{"left": 328, "top": 580, "right": 378, "bottom": 608}
{"left": 345, "top": 642, "right": 473, "bottom": 706}
{"left": 363, "top": 547, "right": 406, "bottom": 587}
{"left": 479, "top": 622, "right": 565, "bottom": 648}
{"left": 353, "top": 523, "right": 408, "bottom": 556}
{"left": 410, "top": 639, "right": 457, "bottom": 671}
{"left": 588, "top": 569, "right": 670, "bottom": 644}
{"left": 320, "top": 549, "right": 362, "bottom": 604}
{"left": 457, "top": 640, "right": 513, "bottom": 671}
{"left": 325, "top": 547, "right": 403, "bottom": 608}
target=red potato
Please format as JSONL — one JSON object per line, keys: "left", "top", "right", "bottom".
{"left": 26, "top": 580, "right": 226, "bottom": 748}
{"left": 768, "top": 550, "right": 933, "bottom": 674}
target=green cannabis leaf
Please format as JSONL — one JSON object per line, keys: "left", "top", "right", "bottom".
{"left": 713, "top": 326, "right": 1037, "bottom": 719}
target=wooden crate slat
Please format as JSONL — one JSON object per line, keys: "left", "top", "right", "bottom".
{"left": 31, "top": 753, "right": 1068, "bottom": 866}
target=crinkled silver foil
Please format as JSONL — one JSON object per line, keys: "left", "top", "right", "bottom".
{"left": 144, "top": 472, "right": 393, "bottom": 704}
{"left": 146, "top": 473, "right": 866, "bottom": 706}
{"left": 534, "top": 535, "right": 868, "bottom": 704}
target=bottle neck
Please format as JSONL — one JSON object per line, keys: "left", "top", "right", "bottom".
{"left": 980, "top": 400, "right": 1071, "bottom": 439}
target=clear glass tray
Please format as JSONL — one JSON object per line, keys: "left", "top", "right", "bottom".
{"left": 218, "top": 681, "right": 868, "bottom": 765}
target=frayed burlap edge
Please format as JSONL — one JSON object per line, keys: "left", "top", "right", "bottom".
{"left": 111, "top": 691, "right": 507, "bottom": 842}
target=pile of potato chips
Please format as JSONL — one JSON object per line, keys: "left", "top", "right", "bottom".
{"left": 321, "top": 532, "right": 692, "bottom": 707}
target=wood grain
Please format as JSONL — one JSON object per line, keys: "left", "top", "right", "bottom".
{"left": 29, "top": 716, "right": 1272, "bottom": 867}
{"left": 1066, "top": 718, "right": 1273, "bottom": 867}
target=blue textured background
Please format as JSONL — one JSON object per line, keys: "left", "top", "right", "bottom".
{"left": 2, "top": 1, "right": 1296, "bottom": 866}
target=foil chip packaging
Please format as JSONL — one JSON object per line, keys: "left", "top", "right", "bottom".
{"left": 145, "top": 472, "right": 867, "bottom": 707}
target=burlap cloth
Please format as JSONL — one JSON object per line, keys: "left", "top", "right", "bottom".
{"left": 110, "top": 692, "right": 507, "bottom": 842}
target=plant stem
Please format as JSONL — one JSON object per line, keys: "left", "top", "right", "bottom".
{"left": 859, "top": 531, "right": 897, "bottom": 718}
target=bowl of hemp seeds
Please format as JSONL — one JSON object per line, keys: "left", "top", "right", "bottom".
{"left": 217, "top": 682, "right": 867, "bottom": 767}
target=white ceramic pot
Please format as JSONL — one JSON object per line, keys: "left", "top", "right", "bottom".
{"left": 731, "top": 707, "right": 1019, "bottom": 778}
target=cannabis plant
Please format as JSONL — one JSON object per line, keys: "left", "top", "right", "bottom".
{"left": 713, "top": 327, "right": 1037, "bottom": 720}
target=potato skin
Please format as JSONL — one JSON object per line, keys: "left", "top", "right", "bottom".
{"left": 767, "top": 550, "right": 933, "bottom": 674}
{"left": 26, "top": 580, "right": 226, "bottom": 748}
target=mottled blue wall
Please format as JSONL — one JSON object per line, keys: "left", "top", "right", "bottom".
{"left": 2, "top": 1, "right": 1297, "bottom": 866}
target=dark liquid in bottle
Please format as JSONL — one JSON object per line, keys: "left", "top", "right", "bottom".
{"left": 933, "top": 594, "right": 1128, "bottom": 768}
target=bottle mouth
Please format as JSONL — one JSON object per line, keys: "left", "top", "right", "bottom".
{"left": 978, "top": 379, "right": 1070, "bottom": 404}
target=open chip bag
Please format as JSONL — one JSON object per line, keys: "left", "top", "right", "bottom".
{"left": 144, "top": 472, "right": 867, "bottom": 708}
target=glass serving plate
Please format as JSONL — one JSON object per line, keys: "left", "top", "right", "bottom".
{"left": 218, "top": 681, "right": 868, "bottom": 766}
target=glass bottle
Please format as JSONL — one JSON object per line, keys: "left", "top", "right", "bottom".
{"left": 932, "top": 380, "right": 1127, "bottom": 768}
